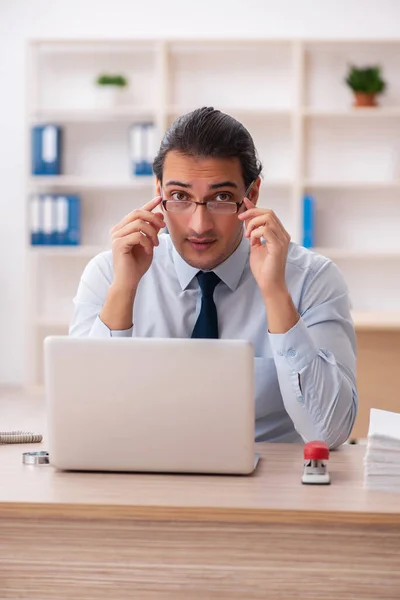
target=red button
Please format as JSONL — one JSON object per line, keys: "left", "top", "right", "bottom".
{"left": 304, "top": 440, "right": 330, "bottom": 461}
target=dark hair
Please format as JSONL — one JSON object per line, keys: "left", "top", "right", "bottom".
{"left": 152, "top": 107, "right": 262, "bottom": 188}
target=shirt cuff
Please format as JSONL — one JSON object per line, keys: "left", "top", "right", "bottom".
{"left": 90, "top": 316, "right": 133, "bottom": 338}
{"left": 268, "top": 317, "right": 318, "bottom": 372}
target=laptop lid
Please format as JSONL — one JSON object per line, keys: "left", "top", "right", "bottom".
{"left": 44, "top": 336, "right": 255, "bottom": 475}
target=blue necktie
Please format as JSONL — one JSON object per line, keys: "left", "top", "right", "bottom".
{"left": 191, "top": 271, "right": 221, "bottom": 339}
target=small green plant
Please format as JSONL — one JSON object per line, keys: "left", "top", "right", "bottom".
{"left": 96, "top": 74, "right": 128, "bottom": 87}
{"left": 345, "top": 65, "right": 386, "bottom": 95}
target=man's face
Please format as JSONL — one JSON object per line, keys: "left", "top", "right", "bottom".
{"left": 156, "top": 151, "right": 260, "bottom": 271}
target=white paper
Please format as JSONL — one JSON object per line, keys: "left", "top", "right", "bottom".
{"left": 367, "top": 408, "right": 400, "bottom": 441}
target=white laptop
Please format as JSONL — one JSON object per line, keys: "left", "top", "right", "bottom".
{"left": 44, "top": 336, "right": 257, "bottom": 475}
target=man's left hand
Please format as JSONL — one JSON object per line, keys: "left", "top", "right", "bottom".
{"left": 238, "top": 198, "right": 291, "bottom": 300}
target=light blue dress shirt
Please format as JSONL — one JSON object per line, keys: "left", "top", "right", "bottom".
{"left": 70, "top": 233, "right": 358, "bottom": 447}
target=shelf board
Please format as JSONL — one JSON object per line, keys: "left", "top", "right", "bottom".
{"left": 29, "top": 176, "right": 289, "bottom": 191}
{"left": 30, "top": 245, "right": 107, "bottom": 258}
{"left": 313, "top": 248, "right": 400, "bottom": 260}
{"left": 167, "top": 106, "right": 291, "bottom": 118}
{"left": 304, "top": 180, "right": 400, "bottom": 191}
{"left": 30, "top": 107, "right": 157, "bottom": 123}
{"left": 303, "top": 107, "right": 400, "bottom": 118}
{"left": 352, "top": 311, "right": 400, "bottom": 331}
{"left": 29, "top": 176, "right": 155, "bottom": 190}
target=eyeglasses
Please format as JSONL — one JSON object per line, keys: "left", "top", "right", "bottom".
{"left": 161, "top": 181, "right": 254, "bottom": 216}
{"left": 162, "top": 198, "right": 243, "bottom": 215}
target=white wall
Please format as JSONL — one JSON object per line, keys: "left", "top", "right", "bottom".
{"left": 1, "top": 0, "right": 400, "bottom": 385}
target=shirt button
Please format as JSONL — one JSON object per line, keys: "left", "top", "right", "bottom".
{"left": 287, "top": 348, "right": 297, "bottom": 357}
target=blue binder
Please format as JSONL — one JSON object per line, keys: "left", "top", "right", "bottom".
{"left": 302, "top": 195, "right": 315, "bottom": 249}
{"left": 30, "top": 195, "right": 43, "bottom": 245}
{"left": 130, "top": 123, "right": 155, "bottom": 176}
{"left": 54, "top": 195, "right": 81, "bottom": 245}
{"left": 65, "top": 195, "right": 81, "bottom": 245}
{"left": 130, "top": 124, "right": 146, "bottom": 176}
{"left": 41, "top": 195, "right": 56, "bottom": 245}
{"left": 32, "top": 125, "right": 62, "bottom": 175}
{"left": 144, "top": 123, "right": 155, "bottom": 176}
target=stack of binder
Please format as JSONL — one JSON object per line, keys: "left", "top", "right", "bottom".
{"left": 30, "top": 195, "right": 81, "bottom": 246}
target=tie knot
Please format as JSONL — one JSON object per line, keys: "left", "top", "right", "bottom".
{"left": 196, "top": 271, "right": 221, "bottom": 298}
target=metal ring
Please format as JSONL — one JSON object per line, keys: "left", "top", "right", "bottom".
{"left": 22, "top": 451, "right": 50, "bottom": 465}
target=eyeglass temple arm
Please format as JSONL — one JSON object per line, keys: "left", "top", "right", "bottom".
{"left": 244, "top": 180, "right": 255, "bottom": 200}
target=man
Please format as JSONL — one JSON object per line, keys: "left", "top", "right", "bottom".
{"left": 70, "top": 107, "right": 357, "bottom": 447}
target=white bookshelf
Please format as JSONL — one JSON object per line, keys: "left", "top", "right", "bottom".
{"left": 305, "top": 181, "right": 400, "bottom": 190}
{"left": 26, "top": 38, "right": 400, "bottom": 384}
{"left": 30, "top": 245, "right": 107, "bottom": 257}
{"left": 28, "top": 176, "right": 155, "bottom": 190}
{"left": 303, "top": 107, "right": 400, "bottom": 118}
{"left": 31, "top": 107, "right": 156, "bottom": 122}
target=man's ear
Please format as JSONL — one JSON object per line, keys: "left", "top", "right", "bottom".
{"left": 155, "top": 179, "right": 162, "bottom": 198}
{"left": 248, "top": 177, "right": 261, "bottom": 206}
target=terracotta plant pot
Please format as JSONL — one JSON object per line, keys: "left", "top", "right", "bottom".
{"left": 354, "top": 93, "right": 377, "bottom": 107}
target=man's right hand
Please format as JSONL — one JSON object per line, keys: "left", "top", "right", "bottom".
{"left": 110, "top": 196, "right": 165, "bottom": 293}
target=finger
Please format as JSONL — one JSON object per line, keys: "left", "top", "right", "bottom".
{"left": 246, "top": 215, "right": 283, "bottom": 243}
{"left": 243, "top": 197, "right": 256, "bottom": 210}
{"left": 239, "top": 201, "right": 282, "bottom": 227}
{"left": 113, "top": 231, "right": 154, "bottom": 256}
{"left": 250, "top": 224, "right": 280, "bottom": 246}
{"left": 119, "top": 213, "right": 165, "bottom": 233}
{"left": 238, "top": 197, "right": 257, "bottom": 220}
{"left": 142, "top": 195, "right": 163, "bottom": 212}
{"left": 245, "top": 214, "right": 271, "bottom": 238}
{"left": 111, "top": 204, "right": 165, "bottom": 234}
{"left": 111, "top": 196, "right": 163, "bottom": 232}
{"left": 267, "top": 210, "right": 288, "bottom": 238}
{"left": 240, "top": 205, "right": 290, "bottom": 241}
{"left": 112, "top": 210, "right": 165, "bottom": 235}
{"left": 112, "top": 219, "right": 160, "bottom": 247}
{"left": 240, "top": 207, "right": 277, "bottom": 223}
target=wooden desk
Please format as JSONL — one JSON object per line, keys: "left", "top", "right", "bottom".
{"left": 1, "top": 389, "right": 400, "bottom": 600}
{"left": 352, "top": 331, "right": 400, "bottom": 439}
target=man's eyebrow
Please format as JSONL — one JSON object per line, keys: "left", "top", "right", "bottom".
{"left": 164, "top": 180, "right": 239, "bottom": 190}
{"left": 209, "top": 181, "right": 238, "bottom": 190}
{"left": 164, "top": 180, "right": 192, "bottom": 188}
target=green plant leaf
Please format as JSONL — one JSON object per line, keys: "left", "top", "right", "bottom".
{"left": 344, "top": 64, "right": 386, "bottom": 94}
{"left": 95, "top": 73, "right": 128, "bottom": 87}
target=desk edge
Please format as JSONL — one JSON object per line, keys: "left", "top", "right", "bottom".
{"left": 1, "top": 502, "right": 399, "bottom": 525}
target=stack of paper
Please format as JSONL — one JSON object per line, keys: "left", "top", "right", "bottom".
{"left": 364, "top": 408, "right": 400, "bottom": 491}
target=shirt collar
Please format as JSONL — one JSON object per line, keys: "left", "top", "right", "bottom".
{"left": 172, "top": 229, "right": 250, "bottom": 292}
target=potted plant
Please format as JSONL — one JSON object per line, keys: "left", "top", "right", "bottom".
{"left": 95, "top": 73, "right": 128, "bottom": 108}
{"left": 345, "top": 65, "right": 386, "bottom": 107}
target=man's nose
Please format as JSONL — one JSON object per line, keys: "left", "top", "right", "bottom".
{"left": 188, "top": 204, "right": 214, "bottom": 235}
